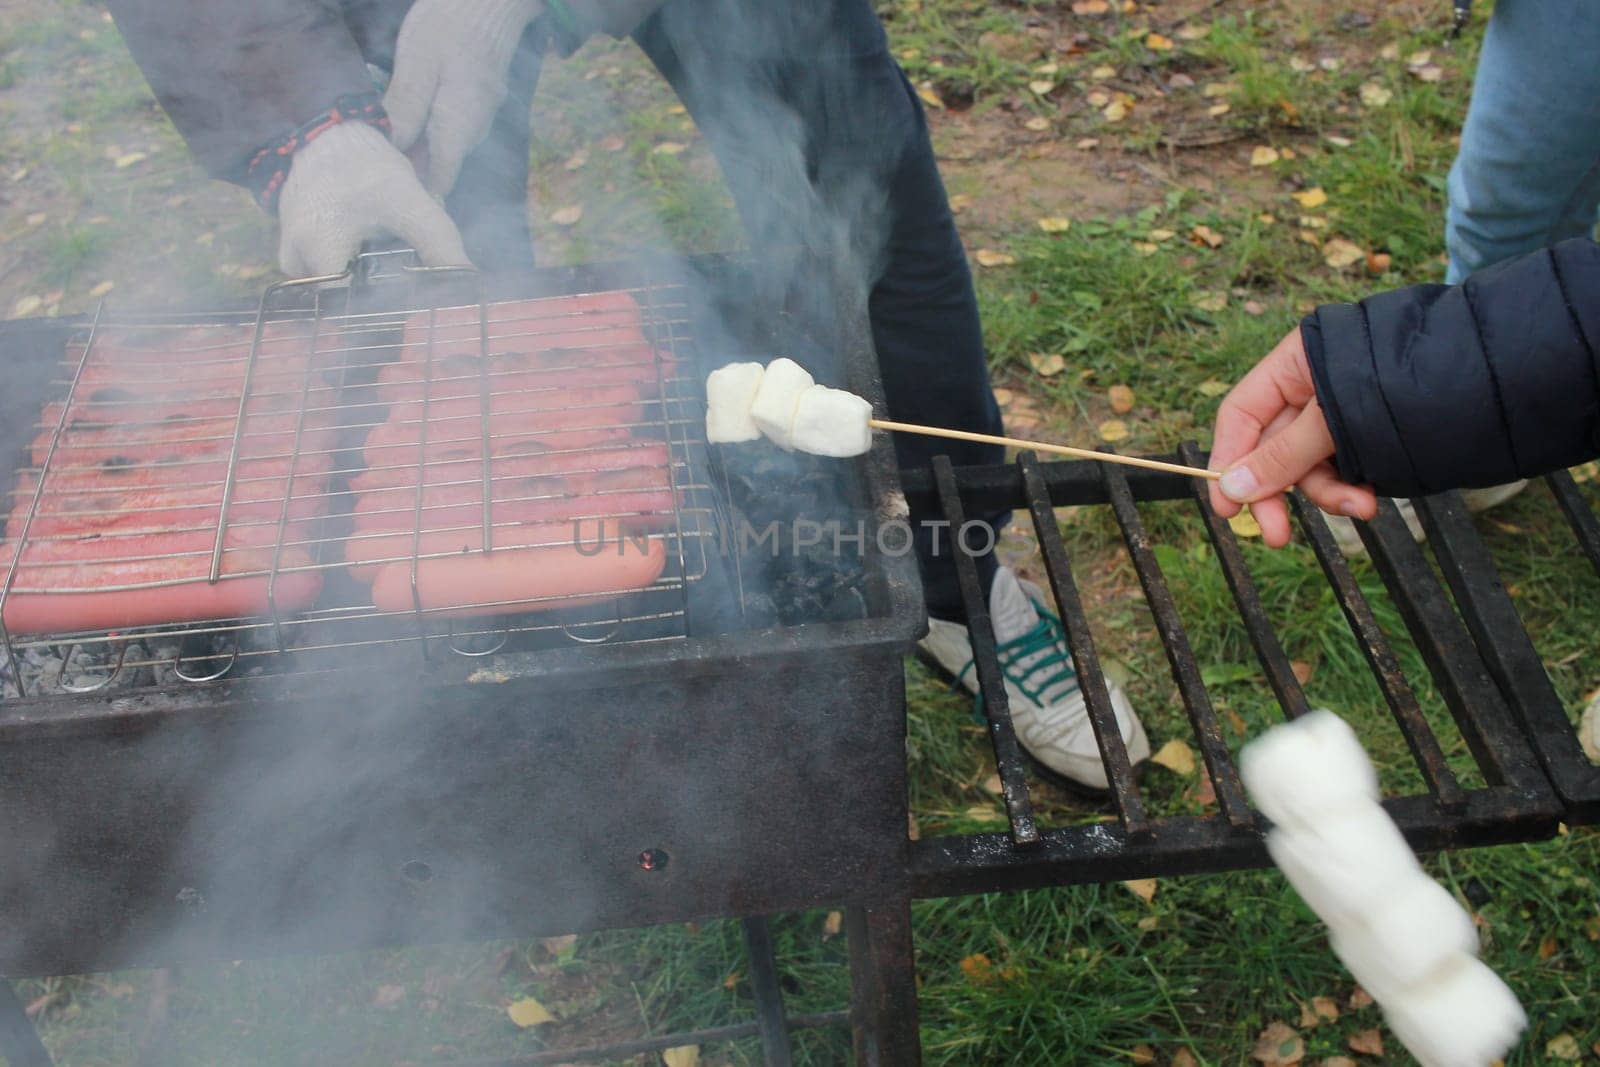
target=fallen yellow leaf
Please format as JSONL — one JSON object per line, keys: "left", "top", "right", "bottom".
{"left": 1348, "top": 1027, "right": 1384, "bottom": 1056}
{"left": 663, "top": 1046, "right": 701, "bottom": 1067}
{"left": 1029, "top": 80, "right": 1056, "bottom": 96}
{"left": 917, "top": 83, "right": 945, "bottom": 109}
{"left": 1547, "top": 1033, "right": 1582, "bottom": 1061}
{"left": 1145, "top": 32, "right": 1174, "bottom": 51}
{"left": 563, "top": 149, "right": 589, "bottom": 171}
{"left": 1291, "top": 187, "right": 1328, "bottom": 209}
{"left": 1132, "top": 241, "right": 1158, "bottom": 255}
{"left": 1071, "top": 0, "right": 1110, "bottom": 13}
{"left": 1413, "top": 64, "right": 1444, "bottom": 83}
{"left": 949, "top": 193, "right": 972, "bottom": 214}
{"left": 652, "top": 141, "right": 687, "bottom": 155}
{"left": 1202, "top": 82, "right": 1236, "bottom": 98}
{"left": 1250, "top": 1020, "right": 1303, "bottom": 1065}
{"left": 25, "top": 212, "right": 46, "bottom": 227}
{"left": 1192, "top": 291, "right": 1228, "bottom": 313}
{"left": 1229, "top": 510, "right": 1262, "bottom": 538}
{"left": 1405, "top": 49, "right": 1433, "bottom": 68}
{"left": 1190, "top": 224, "right": 1224, "bottom": 248}
{"left": 1288, "top": 56, "right": 1315, "bottom": 74}
{"left": 507, "top": 997, "right": 555, "bottom": 1028}
{"left": 1076, "top": 137, "right": 1101, "bottom": 150}
{"left": 1299, "top": 995, "right": 1339, "bottom": 1026}
{"left": 1086, "top": 89, "right": 1111, "bottom": 108}
{"left": 1198, "top": 378, "right": 1230, "bottom": 397}
{"left": 1122, "top": 878, "right": 1157, "bottom": 902}
{"left": 959, "top": 952, "right": 996, "bottom": 984}
{"left": 88, "top": 280, "right": 115, "bottom": 298}
{"left": 1103, "top": 99, "right": 1128, "bottom": 122}
{"left": 974, "top": 249, "right": 1016, "bottom": 268}
{"left": 1290, "top": 660, "right": 1314, "bottom": 685}
{"left": 1090, "top": 64, "right": 1117, "bottom": 80}
{"left": 1131, "top": 1044, "right": 1157, "bottom": 1065}
{"left": 551, "top": 204, "right": 584, "bottom": 227}
{"left": 1036, "top": 216, "right": 1071, "bottom": 233}
{"left": 1322, "top": 238, "right": 1365, "bottom": 270}
{"left": 1359, "top": 82, "right": 1393, "bottom": 108}
{"left": 1108, "top": 384, "right": 1135, "bottom": 414}
{"left": 1250, "top": 145, "right": 1281, "bottom": 167}
{"left": 1024, "top": 116, "right": 1051, "bottom": 131}
{"left": 1098, "top": 419, "right": 1130, "bottom": 443}
{"left": 114, "top": 151, "right": 147, "bottom": 169}
{"left": 1148, "top": 228, "right": 1176, "bottom": 242}
{"left": 12, "top": 295, "right": 42, "bottom": 317}
{"left": 1029, "top": 352, "right": 1066, "bottom": 376}
{"left": 1207, "top": 102, "right": 1232, "bottom": 117}
{"left": 1349, "top": 986, "right": 1375, "bottom": 1009}
{"left": 1172, "top": 1050, "right": 1200, "bottom": 1067}
{"left": 822, "top": 911, "right": 843, "bottom": 939}
{"left": 1177, "top": 24, "right": 1208, "bottom": 40}
{"left": 1151, "top": 738, "right": 1197, "bottom": 775}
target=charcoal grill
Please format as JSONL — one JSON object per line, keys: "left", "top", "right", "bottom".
{"left": 1, "top": 253, "right": 1595, "bottom": 1065}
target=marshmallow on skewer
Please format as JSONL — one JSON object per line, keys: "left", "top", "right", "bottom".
{"left": 1263, "top": 804, "right": 1419, "bottom": 925}
{"left": 1327, "top": 875, "right": 1481, "bottom": 996}
{"left": 749, "top": 357, "right": 815, "bottom": 449}
{"left": 790, "top": 384, "right": 874, "bottom": 458}
{"left": 1238, "top": 708, "right": 1379, "bottom": 833}
{"left": 705, "top": 361, "right": 765, "bottom": 444}
{"left": 1381, "top": 957, "right": 1527, "bottom": 1067}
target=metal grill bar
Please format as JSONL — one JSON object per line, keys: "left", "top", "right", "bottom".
{"left": 1357, "top": 500, "right": 1551, "bottom": 794}
{"left": 1100, "top": 458, "right": 1254, "bottom": 832}
{"left": 1547, "top": 470, "right": 1600, "bottom": 575}
{"left": 931, "top": 455, "right": 1039, "bottom": 847}
{"left": 1414, "top": 492, "right": 1600, "bottom": 822}
{"left": 1288, "top": 492, "right": 1469, "bottom": 810}
{"left": 1179, "top": 442, "right": 1312, "bottom": 723}
{"left": 1017, "top": 452, "right": 1149, "bottom": 837}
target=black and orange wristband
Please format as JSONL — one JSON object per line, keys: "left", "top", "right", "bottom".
{"left": 244, "top": 91, "right": 392, "bottom": 216}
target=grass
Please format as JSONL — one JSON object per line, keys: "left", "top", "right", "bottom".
{"left": 2, "top": 0, "right": 1599, "bottom": 1063}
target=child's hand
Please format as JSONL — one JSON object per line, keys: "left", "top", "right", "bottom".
{"left": 1208, "top": 327, "right": 1378, "bottom": 547}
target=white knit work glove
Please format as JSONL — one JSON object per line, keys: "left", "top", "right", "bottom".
{"left": 275, "top": 122, "right": 472, "bottom": 278}
{"left": 384, "top": 0, "right": 545, "bottom": 197}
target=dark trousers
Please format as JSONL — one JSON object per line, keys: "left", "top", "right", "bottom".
{"left": 448, "top": 0, "right": 1005, "bottom": 620}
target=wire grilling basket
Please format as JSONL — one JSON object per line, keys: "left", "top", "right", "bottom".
{"left": 0, "top": 256, "right": 725, "bottom": 696}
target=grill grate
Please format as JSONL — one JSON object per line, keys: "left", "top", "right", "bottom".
{"left": 903, "top": 451, "right": 1566, "bottom": 897}
{"left": 0, "top": 265, "right": 725, "bottom": 697}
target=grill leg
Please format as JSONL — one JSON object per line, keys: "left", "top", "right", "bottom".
{"left": 847, "top": 899, "right": 921, "bottom": 1066}
{"left": 741, "top": 917, "right": 794, "bottom": 1067}
{"left": 0, "top": 982, "right": 51, "bottom": 1067}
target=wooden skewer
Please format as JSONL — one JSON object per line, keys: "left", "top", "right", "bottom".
{"left": 868, "top": 418, "right": 1221, "bottom": 481}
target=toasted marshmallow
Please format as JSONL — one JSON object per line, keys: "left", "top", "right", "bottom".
{"left": 749, "top": 357, "right": 814, "bottom": 449}
{"left": 705, "top": 361, "right": 765, "bottom": 443}
{"left": 790, "top": 384, "right": 874, "bottom": 458}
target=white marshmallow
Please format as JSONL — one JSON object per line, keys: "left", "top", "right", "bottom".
{"left": 1381, "top": 956, "right": 1526, "bottom": 1067}
{"left": 705, "top": 361, "right": 765, "bottom": 444}
{"left": 1239, "top": 709, "right": 1380, "bottom": 833}
{"left": 789, "top": 385, "right": 874, "bottom": 458}
{"left": 1330, "top": 875, "right": 1480, "bottom": 992}
{"left": 1265, "top": 805, "right": 1420, "bottom": 926}
{"left": 749, "top": 357, "right": 814, "bottom": 450}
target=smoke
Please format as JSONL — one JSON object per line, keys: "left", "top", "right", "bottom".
{"left": 0, "top": 0, "right": 917, "bottom": 1053}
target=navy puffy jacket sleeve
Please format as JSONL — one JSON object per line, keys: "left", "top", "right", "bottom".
{"left": 1302, "top": 238, "right": 1600, "bottom": 497}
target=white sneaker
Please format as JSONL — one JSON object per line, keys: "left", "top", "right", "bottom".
{"left": 919, "top": 567, "right": 1151, "bottom": 791}
{"left": 1321, "top": 480, "right": 1529, "bottom": 558}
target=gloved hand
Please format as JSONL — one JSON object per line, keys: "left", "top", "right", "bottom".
{"left": 384, "top": 0, "right": 545, "bottom": 197}
{"left": 276, "top": 122, "right": 472, "bottom": 278}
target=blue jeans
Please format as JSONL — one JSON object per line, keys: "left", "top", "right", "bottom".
{"left": 1446, "top": 0, "right": 1600, "bottom": 282}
